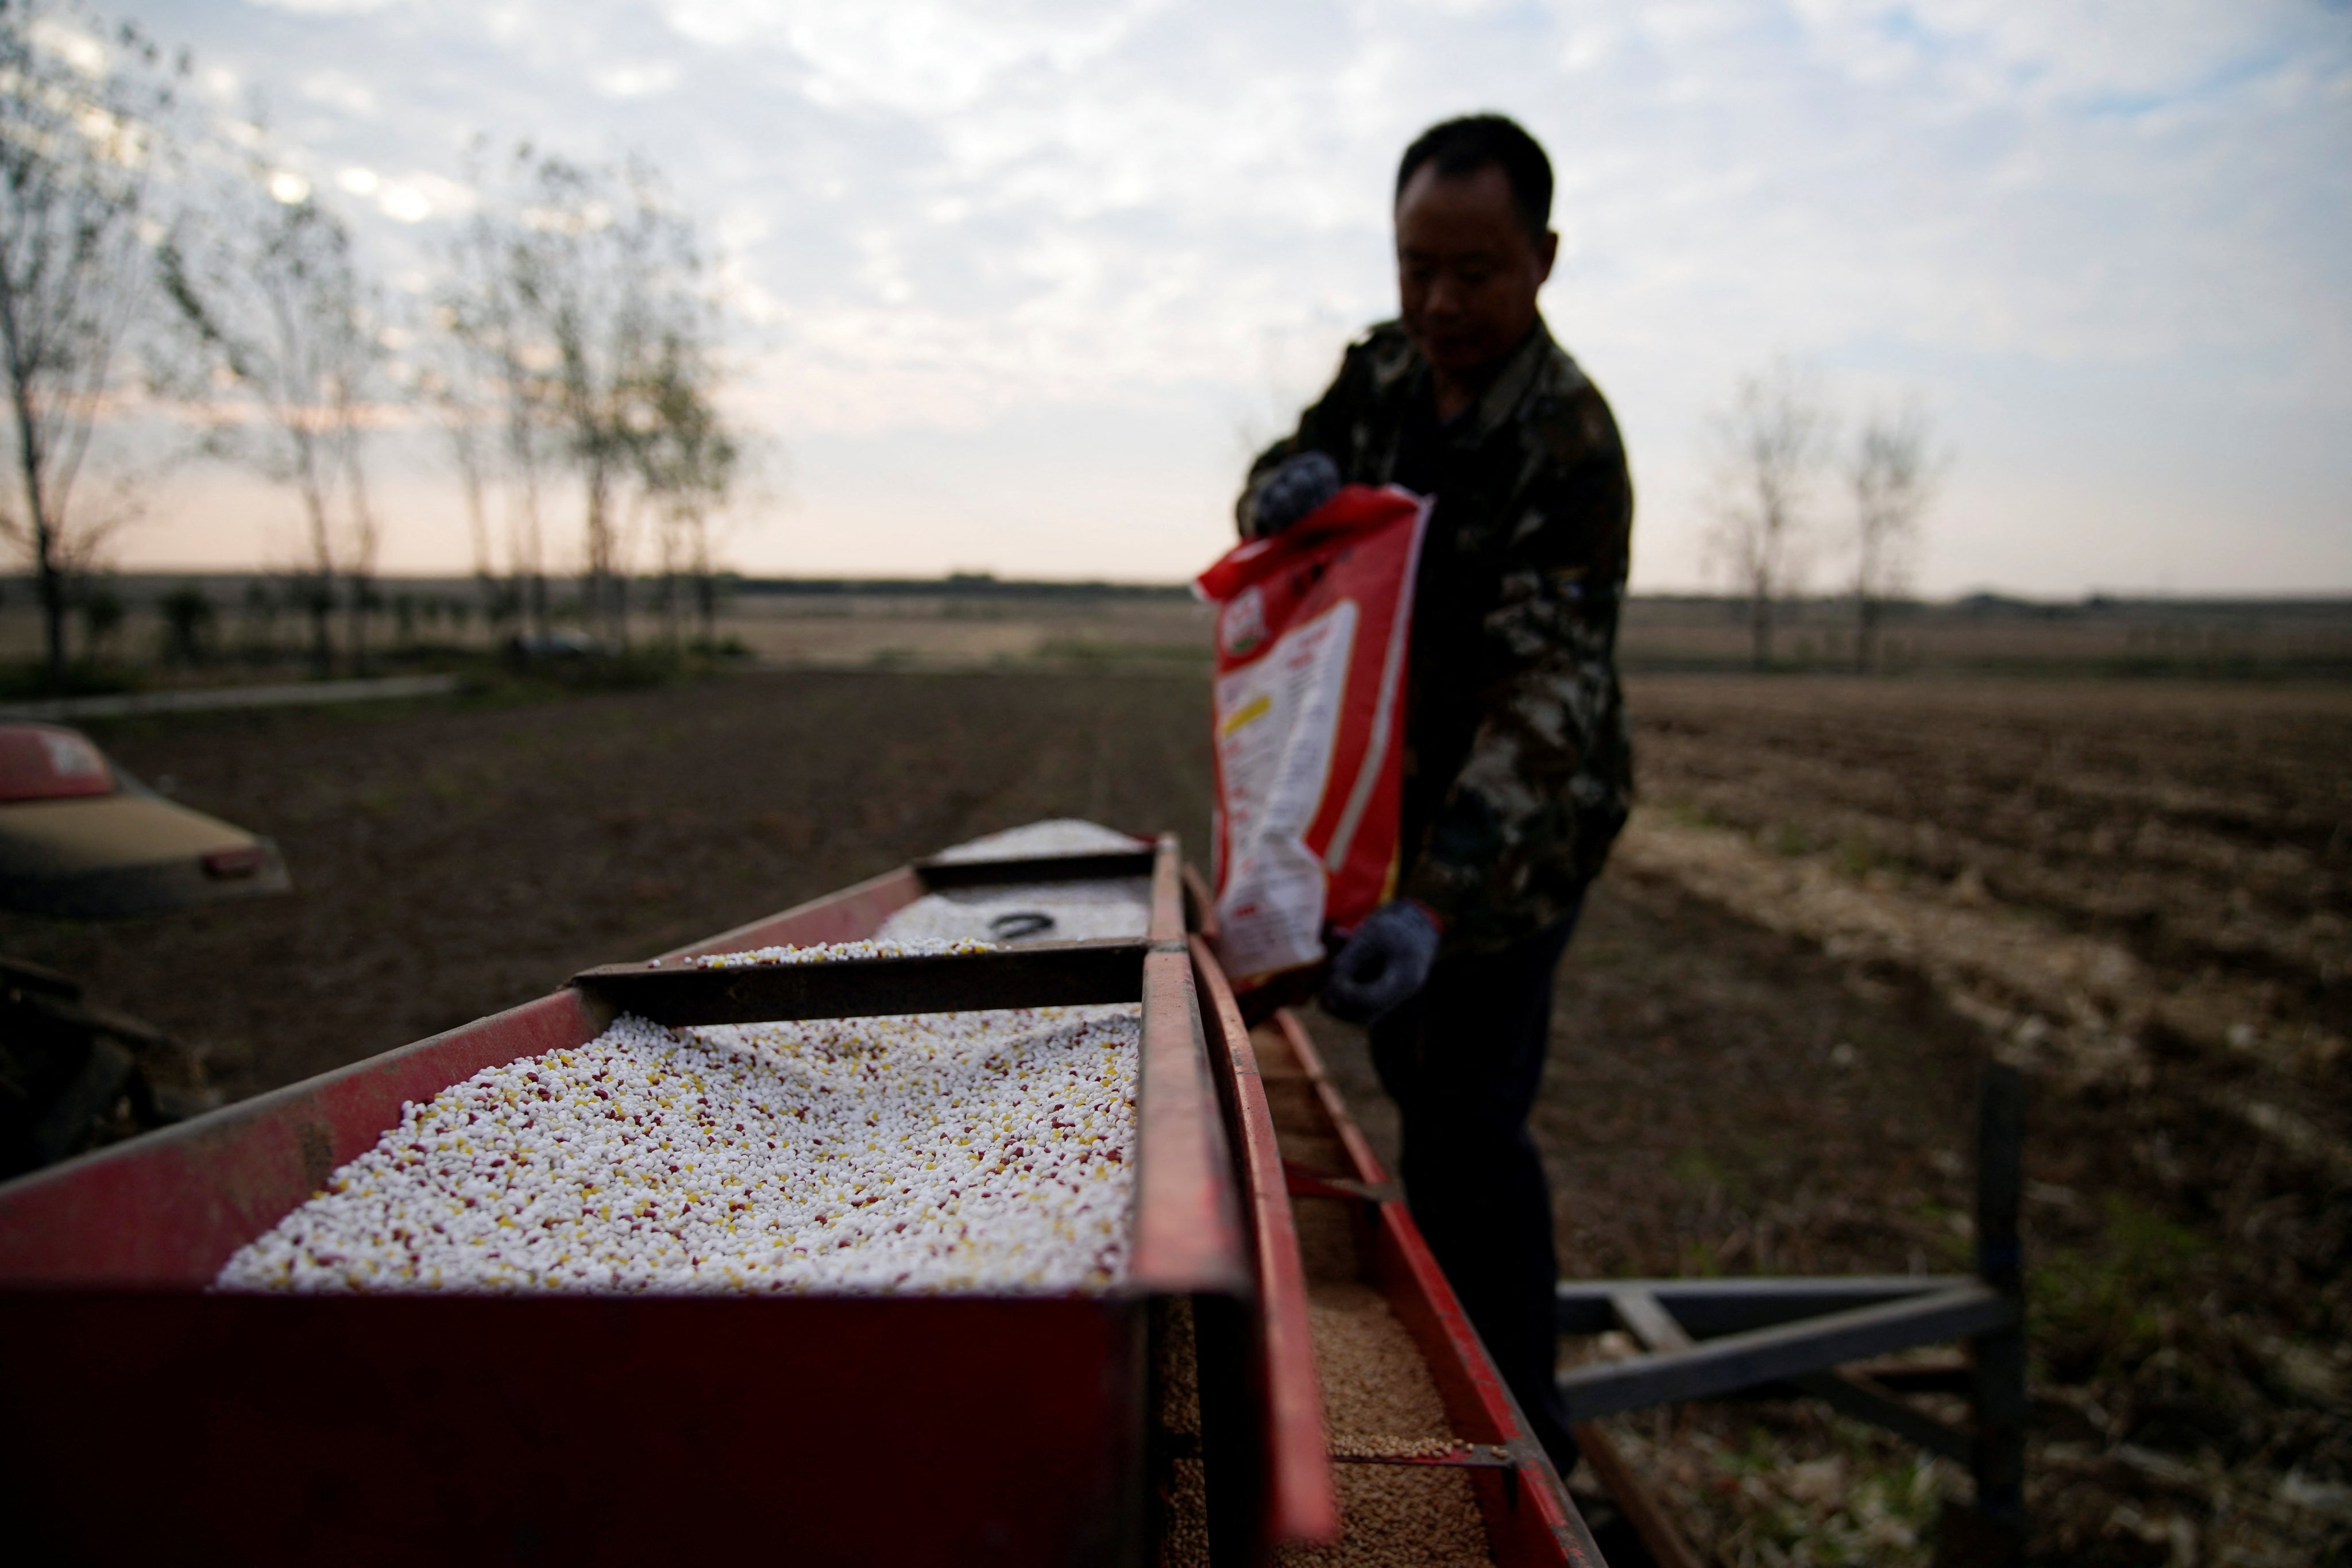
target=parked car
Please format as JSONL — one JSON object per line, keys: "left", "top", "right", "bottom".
{"left": 0, "top": 723, "right": 289, "bottom": 1173}
{"left": 0, "top": 724, "right": 288, "bottom": 918}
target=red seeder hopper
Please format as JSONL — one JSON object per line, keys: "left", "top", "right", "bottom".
{"left": 0, "top": 835, "right": 1603, "bottom": 1565}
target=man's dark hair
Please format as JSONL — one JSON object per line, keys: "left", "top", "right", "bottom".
{"left": 1395, "top": 114, "right": 1553, "bottom": 245}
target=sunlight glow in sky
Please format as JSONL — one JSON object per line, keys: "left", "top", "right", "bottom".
{"left": 93, "top": 0, "right": 2352, "bottom": 593}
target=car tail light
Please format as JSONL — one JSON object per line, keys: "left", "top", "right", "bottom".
{"left": 202, "top": 846, "right": 266, "bottom": 880}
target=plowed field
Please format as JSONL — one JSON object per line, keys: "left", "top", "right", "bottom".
{"left": 9, "top": 669, "right": 2345, "bottom": 1565}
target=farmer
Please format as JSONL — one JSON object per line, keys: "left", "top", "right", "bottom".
{"left": 1236, "top": 112, "right": 1633, "bottom": 1473}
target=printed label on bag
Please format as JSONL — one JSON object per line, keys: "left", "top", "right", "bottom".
{"left": 1194, "top": 485, "right": 1429, "bottom": 989}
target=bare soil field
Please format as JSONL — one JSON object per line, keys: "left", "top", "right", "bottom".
{"left": 716, "top": 590, "right": 1214, "bottom": 667}
{"left": 10, "top": 580, "right": 2345, "bottom": 690}
{"left": 0, "top": 670, "right": 1214, "bottom": 1097}
{"left": 1609, "top": 678, "right": 2350, "bottom": 1564}
{"left": 7, "top": 669, "right": 2346, "bottom": 1564}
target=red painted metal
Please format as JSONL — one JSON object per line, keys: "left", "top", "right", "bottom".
{"left": 1271, "top": 1010, "right": 1606, "bottom": 1567}
{"left": 1129, "top": 947, "right": 1249, "bottom": 1297}
{"left": 0, "top": 836, "right": 1260, "bottom": 1565}
{"left": 1181, "top": 861, "right": 1219, "bottom": 944}
{"left": 1146, "top": 833, "right": 1186, "bottom": 942}
{"left": 0, "top": 988, "right": 605, "bottom": 1287}
{"left": 0, "top": 870, "right": 934, "bottom": 1288}
{"left": 0, "top": 1291, "right": 1145, "bottom": 1566}
{"left": 1189, "top": 933, "right": 1342, "bottom": 1550}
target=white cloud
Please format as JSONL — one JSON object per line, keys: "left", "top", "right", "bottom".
{"left": 591, "top": 63, "right": 679, "bottom": 97}
{"left": 379, "top": 183, "right": 431, "bottom": 222}
{"left": 30, "top": 17, "right": 107, "bottom": 75}
{"left": 299, "top": 68, "right": 377, "bottom": 115}
{"left": 98, "top": 0, "right": 2352, "bottom": 592}
{"left": 242, "top": 0, "right": 400, "bottom": 14}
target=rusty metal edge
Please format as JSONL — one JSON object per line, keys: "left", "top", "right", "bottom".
{"left": 1190, "top": 934, "right": 1342, "bottom": 1549}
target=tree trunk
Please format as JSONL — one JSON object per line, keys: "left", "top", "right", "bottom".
{"left": 1749, "top": 586, "right": 1774, "bottom": 671}
{"left": 10, "top": 381, "right": 67, "bottom": 685}
{"left": 346, "top": 576, "right": 368, "bottom": 674}
{"left": 309, "top": 591, "right": 333, "bottom": 677}
{"left": 37, "top": 537, "right": 64, "bottom": 683}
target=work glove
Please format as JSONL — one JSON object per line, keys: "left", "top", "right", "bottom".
{"left": 1246, "top": 451, "right": 1342, "bottom": 536}
{"left": 1320, "top": 899, "right": 1442, "bottom": 1025}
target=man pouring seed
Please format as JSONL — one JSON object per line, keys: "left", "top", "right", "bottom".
{"left": 1235, "top": 113, "right": 1633, "bottom": 1474}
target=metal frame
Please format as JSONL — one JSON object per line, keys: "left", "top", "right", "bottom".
{"left": 1554, "top": 1064, "right": 2029, "bottom": 1565}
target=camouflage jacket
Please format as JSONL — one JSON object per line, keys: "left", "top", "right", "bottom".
{"left": 1237, "top": 316, "right": 1634, "bottom": 952}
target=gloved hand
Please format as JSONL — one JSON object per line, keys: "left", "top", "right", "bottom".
{"left": 1246, "top": 451, "right": 1342, "bottom": 536}
{"left": 1320, "top": 899, "right": 1442, "bottom": 1024}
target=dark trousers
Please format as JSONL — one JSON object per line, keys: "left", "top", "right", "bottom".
{"left": 1368, "top": 901, "right": 1582, "bottom": 1472}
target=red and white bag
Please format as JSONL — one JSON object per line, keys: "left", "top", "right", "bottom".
{"left": 1194, "top": 484, "right": 1429, "bottom": 991}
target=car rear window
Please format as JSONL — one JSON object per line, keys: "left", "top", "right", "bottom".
{"left": 0, "top": 725, "right": 117, "bottom": 803}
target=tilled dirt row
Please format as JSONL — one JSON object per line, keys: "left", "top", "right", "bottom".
{"left": 1595, "top": 675, "right": 2352, "bottom": 1566}
{"left": 1631, "top": 676, "right": 2351, "bottom": 1058}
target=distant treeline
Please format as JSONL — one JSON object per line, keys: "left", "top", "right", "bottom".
{"left": 25, "top": 574, "right": 2351, "bottom": 615}
{"left": 734, "top": 573, "right": 1196, "bottom": 602}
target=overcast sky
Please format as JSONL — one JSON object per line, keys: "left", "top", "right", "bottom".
{"left": 89, "top": 0, "right": 2352, "bottom": 593}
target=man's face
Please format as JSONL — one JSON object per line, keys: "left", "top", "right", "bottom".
{"left": 1394, "top": 161, "right": 1558, "bottom": 383}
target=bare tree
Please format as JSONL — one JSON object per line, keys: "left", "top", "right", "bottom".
{"left": 1847, "top": 400, "right": 1940, "bottom": 673}
{"left": 0, "top": 0, "right": 176, "bottom": 682}
{"left": 414, "top": 358, "right": 492, "bottom": 580}
{"left": 457, "top": 148, "right": 717, "bottom": 648}
{"left": 1707, "top": 359, "right": 1831, "bottom": 670}
{"left": 438, "top": 153, "right": 557, "bottom": 637}
{"left": 159, "top": 176, "right": 386, "bottom": 675}
{"left": 636, "top": 325, "right": 739, "bottom": 648}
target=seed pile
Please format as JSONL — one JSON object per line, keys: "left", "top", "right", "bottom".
{"left": 887, "top": 819, "right": 1153, "bottom": 945}
{"left": 220, "top": 825, "right": 1158, "bottom": 1298}
{"left": 1326, "top": 1436, "right": 1470, "bottom": 1462}
{"left": 219, "top": 940, "right": 1140, "bottom": 1296}
{"left": 879, "top": 879, "right": 1152, "bottom": 946}
{"left": 929, "top": 818, "right": 1148, "bottom": 863}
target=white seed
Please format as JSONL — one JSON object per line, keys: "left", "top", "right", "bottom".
{"left": 219, "top": 940, "right": 1140, "bottom": 1297}
{"left": 218, "top": 821, "right": 1159, "bottom": 1301}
